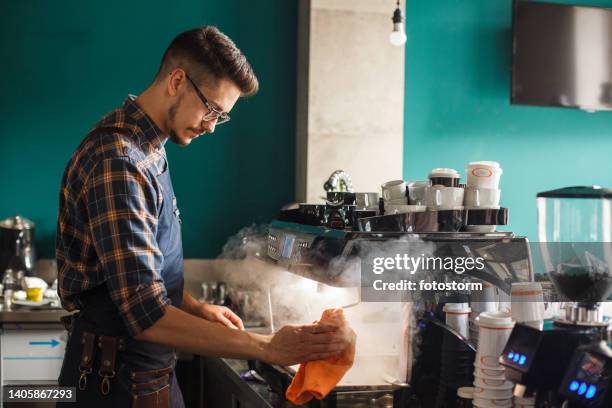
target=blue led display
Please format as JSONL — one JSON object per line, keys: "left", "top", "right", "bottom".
{"left": 586, "top": 385, "right": 596, "bottom": 399}
{"left": 578, "top": 383, "right": 587, "bottom": 396}
{"left": 569, "top": 381, "right": 580, "bottom": 392}
{"left": 513, "top": 354, "right": 520, "bottom": 363}
{"left": 508, "top": 352, "right": 514, "bottom": 359}
{"left": 519, "top": 355, "right": 526, "bottom": 365}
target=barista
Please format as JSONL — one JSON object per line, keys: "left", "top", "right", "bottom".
{"left": 56, "top": 26, "right": 353, "bottom": 408}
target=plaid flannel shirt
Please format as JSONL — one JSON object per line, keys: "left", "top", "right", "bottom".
{"left": 56, "top": 95, "right": 173, "bottom": 336}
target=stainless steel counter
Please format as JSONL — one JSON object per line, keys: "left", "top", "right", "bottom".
{"left": 0, "top": 309, "right": 70, "bottom": 325}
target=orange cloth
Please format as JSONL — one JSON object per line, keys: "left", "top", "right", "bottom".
{"left": 285, "top": 309, "right": 356, "bottom": 405}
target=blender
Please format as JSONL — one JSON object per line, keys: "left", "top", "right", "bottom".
{"left": 500, "top": 186, "right": 611, "bottom": 407}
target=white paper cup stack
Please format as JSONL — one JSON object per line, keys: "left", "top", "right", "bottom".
{"left": 444, "top": 302, "right": 471, "bottom": 339}
{"left": 381, "top": 180, "right": 407, "bottom": 204}
{"left": 466, "top": 161, "right": 503, "bottom": 190}
{"left": 472, "top": 311, "right": 515, "bottom": 408}
{"left": 511, "top": 282, "right": 545, "bottom": 328}
{"left": 469, "top": 281, "right": 499, "bottom": 346}
{"left": 464, "top": 161, "right": 503, "bottom": 234}
{"left": 508, "top": 282, "right": 544, "bottom": 406}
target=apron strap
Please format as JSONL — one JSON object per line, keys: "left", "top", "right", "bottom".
{"left": 97, "top": 335, "right": 126, "bottom": 395}
{"left": 78, "top": 332, "right": 96, "bottom": 391}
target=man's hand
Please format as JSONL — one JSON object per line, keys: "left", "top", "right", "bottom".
{"left": 260, "top": 321, "right": 355, "bottom": 366}
{"left": 200, "top": 303, "right": 244, "bottom": 330}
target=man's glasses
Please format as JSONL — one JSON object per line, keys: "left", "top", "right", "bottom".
{"left": 185, "top": 74, "right": 231, "bottom": 125}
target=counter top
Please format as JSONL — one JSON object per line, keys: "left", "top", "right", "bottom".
{"left": 0, "top": 308, "right": 70, "bottom": 324}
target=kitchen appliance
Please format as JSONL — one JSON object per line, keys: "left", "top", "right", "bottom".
{"left": 269, "top": 204, "right": 521, "bottom": 292}
{"left": 558, "top": 341, "right": 612, "bottom": 407}
{"left": 500, "top": 186, "right": 612, "bottom": 407}
{"left": 537, "top": 186, "right": 612, "bottom": 323}
{"left": 253, "top": 191, "right": 533, "bottom": 407}
{"left": 0, "top": 215, "right": 36, "bottom": 277}
{"left": 500, "top": 322, "right": 601, "bottom": 407}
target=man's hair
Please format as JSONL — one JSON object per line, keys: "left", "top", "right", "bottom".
{"left": 156, "top": 26, "right": 258, "bottom": 96}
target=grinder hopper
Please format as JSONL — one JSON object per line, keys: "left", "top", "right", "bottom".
{"left": 537, "top": 186, "right": 612, "bottom": 324}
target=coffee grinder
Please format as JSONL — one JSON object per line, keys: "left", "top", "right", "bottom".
{"left": 501, "top": 186, "right": 612, "bottom": 407}
{"left": 558, "top": 340, "right": 612, "bottom": 407}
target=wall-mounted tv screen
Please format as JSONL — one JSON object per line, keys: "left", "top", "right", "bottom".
{"left": 512, "top": 1, "right": 612, "bottom": 111}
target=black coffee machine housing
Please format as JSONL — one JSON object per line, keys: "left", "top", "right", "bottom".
{"left": 501, "top": 322, "right": 604, "bottom": 406}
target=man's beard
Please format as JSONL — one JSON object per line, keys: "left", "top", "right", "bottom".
{"left": 167, "top": 96, "right": 186, "bottom": 145}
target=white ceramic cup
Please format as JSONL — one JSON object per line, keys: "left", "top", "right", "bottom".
{"left": 464, "top": 187, "right": 501, "bottom": 208}
{"left": 407, "top": 180, "right": 430, "bottom": 205}
{"left": 466, "top": 161, "right": 503, "bottom": 189}
{"left": 425, "top": 186, "right": 464, "bottom": 210}
{"left": 381, "top": 180, "right": 407, "bottom": 201}
{"left": 511, "top": 282, "right": 545, "bottom": 323}
{"left": 384, "top": 204, "right": 427, "bottom": 214}
{"left": 444, "top": 303, "right": 471, "bottom": 338}
{"left": 475, "top": 311, "right": 514, "bottom": 368}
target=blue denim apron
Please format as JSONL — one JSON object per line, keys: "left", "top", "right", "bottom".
{"left": 59, "top": 128, "right": 185, "bottom": 408}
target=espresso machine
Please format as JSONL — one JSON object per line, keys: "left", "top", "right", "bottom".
{"left": 0, "top": 215, "right": 36, "bottom": 285}
{"left": 256, "top": 190, "right": 534, "bottom": 407}
{"left": 501, "top": 186, "right": 612, "bottom": 407}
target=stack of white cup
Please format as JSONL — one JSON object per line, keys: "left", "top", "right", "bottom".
{"left": 509, "top": 282, "right": 545, "bottom": 408}
{"left": 381, "top": 180, "right": 426, "bottom": 214}
{"left": 510, "top": 282, "right": 545, "bottom": 328}
{"left": 464, "top": 161, "right": 503, "bottom": 233}
{"left": 443, "top": 302, "right": 471, "bottom": 339}
{"left": 425, "top": 168, "right": 464, "bottom": 211}
{"left": 407, "top": 180, "right": 429, "bottom": 206}
{"left": 469, "top": 281, "right": 498, "bottom": 347}
{"left": 472, "top": 311, "right": 515, "bottom": 408}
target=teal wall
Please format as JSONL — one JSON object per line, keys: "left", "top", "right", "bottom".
{"left": 0, "top": 0, "right": 297, "bottom": 258}
{"left": 4, "top": 0, "right": 612, "bottom": 260}
{"left": 404, "top": 0, "right": 612, "bottom": 242}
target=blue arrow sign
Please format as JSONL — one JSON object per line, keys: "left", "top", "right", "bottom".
{"left": 29, "top": 339, "right": 60, "bottom": 348}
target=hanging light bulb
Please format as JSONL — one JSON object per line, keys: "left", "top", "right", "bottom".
{"left": 389, "top": 0, "right": 407, "bottom": 46}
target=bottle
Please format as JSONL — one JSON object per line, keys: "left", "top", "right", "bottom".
{"left": 2, "top": 269, "right": 17, "bottom": 310}
{"left": 198, "top": 282, "right": 209, "bottom": 303}
{"left": 216, "top": 282, "right": 227, "bottom": 306}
